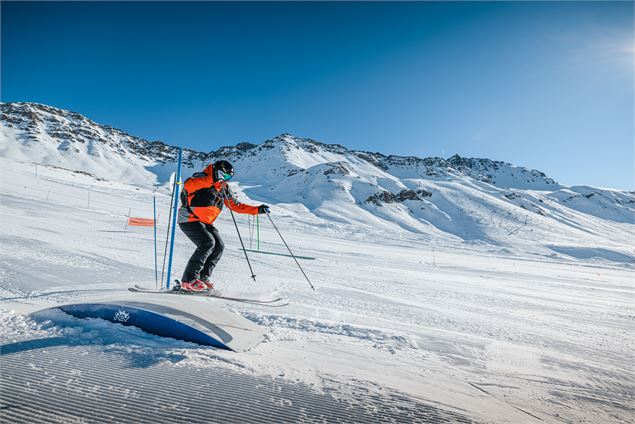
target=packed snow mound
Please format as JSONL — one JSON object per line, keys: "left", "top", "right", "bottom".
{"left": 2, "top": 102, "right": 634, "bottom": 252}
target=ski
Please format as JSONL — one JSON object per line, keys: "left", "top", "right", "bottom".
{"left": 129, "top": 284, "right": 288, "bottom": 306}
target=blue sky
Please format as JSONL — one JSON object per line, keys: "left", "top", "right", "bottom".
{"left": 2, "top": 1, "right": 633, "bottom": 189}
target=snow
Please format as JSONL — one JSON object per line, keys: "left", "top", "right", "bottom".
{"left": 1, "top": 156, "right": 633, "bottom": 423}
{"left": 3, "top": 102, "right": 633, "bottom": 255}
{"left": 1, "top": 102, "right": 634, "bottom": 421}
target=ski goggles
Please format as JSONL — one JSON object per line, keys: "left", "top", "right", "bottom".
{"left": 217, "top": 169, "right": 234, "bottom": 181}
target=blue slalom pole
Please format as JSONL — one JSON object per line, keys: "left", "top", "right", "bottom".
{"left": 165, "top": 148, "right": 182, "bottom": 290}
{"left": 153, "top": 195, "right": 158, "bottom": 289}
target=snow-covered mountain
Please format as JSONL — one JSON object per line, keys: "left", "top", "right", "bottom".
{"left": 0, "top": 102, "right": 558, "bottom": 188}
{"left": 1, "top": 102, "right": 633, "bottom": 258}
{"left": 0, "top": 102, "right": 210, "bottom": 185}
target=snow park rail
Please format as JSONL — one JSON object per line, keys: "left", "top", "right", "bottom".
{"left": 28, "top": 292, "right": 266, "bottom": 352}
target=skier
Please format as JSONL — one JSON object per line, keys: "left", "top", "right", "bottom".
{"left": 177, "top": 160, "right": 269, "bottom": 292}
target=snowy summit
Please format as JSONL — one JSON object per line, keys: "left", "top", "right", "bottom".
{"left": 1, "top": 101, "right": 633, "bottom": 258}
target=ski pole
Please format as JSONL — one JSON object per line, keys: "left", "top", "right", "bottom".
{"left": 153, "top": 195, "right": 158, "bottom": 289}
{"left": 248, "top": 215, "right": 253, "bottom": 249}
{"left": 221, "top": 190, "right": 256, "bottom": 282}
{"left": 165, "top": 148, "right": 183, "bottom": 291}
{"left": 228, "top": 207, "right": 256, "bottom": 281}
{"left": 265, "top": 210, "right": 315, "bottom": 291}
{"left": 160, "top": 179, "right": 176, "bottom": 289}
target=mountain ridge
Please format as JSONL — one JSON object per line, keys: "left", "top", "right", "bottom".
{"left": 1, "top": 102, "right": 557, "bottom": 190}
{"left": 1, "top": 101, "right": 633, "bottom": 256}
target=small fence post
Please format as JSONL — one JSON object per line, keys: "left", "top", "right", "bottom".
{"left": 124, "top": 208, "right": 131, "bottom": 231}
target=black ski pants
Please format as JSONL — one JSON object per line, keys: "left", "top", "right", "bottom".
{"left": 179, "top": 221, "right": 224, "bottom": 283}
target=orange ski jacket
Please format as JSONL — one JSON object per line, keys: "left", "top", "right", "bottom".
{"left": 177, "top": 163, "right": 259, "bottom": 225}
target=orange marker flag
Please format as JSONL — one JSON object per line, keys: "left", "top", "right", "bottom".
{"left": 127, "top": 217, "right": 155, "bottom": 227}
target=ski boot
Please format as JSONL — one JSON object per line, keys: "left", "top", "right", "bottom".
{"left": 179, "top": 279, "right": 207, "bottom": 292}
{"left": 199, "top": 276, "right": 215, "bottom": 290}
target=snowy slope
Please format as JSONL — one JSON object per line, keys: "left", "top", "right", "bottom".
{"left": 0, "top": 157, "right": 633, "bottom": 423}
{"left": 2, "top": 102, "right": 634, "bottom": 262}
{"left": 1, "top": 102, "right": 634, "bottom": 422}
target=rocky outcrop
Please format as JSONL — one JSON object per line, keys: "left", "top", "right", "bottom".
{"left": 366, "top": 189, "right": 432, "bottom": 206}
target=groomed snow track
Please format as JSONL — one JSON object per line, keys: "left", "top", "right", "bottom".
{"left": 1, "top": 341, "right": 472, "bottom": 423}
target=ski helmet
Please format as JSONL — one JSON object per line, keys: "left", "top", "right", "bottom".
{"left": 214, "top": 160, "right": 234, "bottom": 181}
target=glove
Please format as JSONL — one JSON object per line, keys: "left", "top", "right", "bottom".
{"left": 258, "top": 204, "right": 270, "bottom": 214}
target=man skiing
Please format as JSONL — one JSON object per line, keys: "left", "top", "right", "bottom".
{"left": 177, "top": 160, "right": 269, "bottom": 292}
